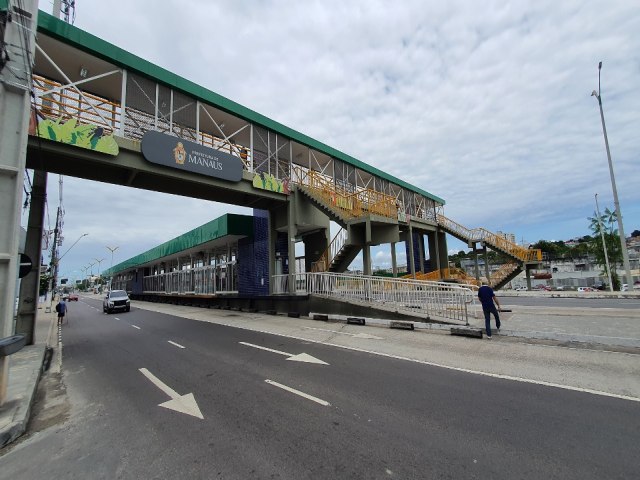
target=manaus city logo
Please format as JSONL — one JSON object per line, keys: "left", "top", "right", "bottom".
{"left": 173, "top": 142, "right": 186, "bottom": 165}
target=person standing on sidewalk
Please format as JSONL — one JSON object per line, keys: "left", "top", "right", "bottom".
{"left": 478, "top": 282, "right": 501, "bottom": 338}
{"left": 55, "top": 298, "right": 67, "bottom": 325}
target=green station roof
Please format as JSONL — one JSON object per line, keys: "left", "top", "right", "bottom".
{"left": 34, "top": 9, "right": 445, "bottom": 205}
{"left": 105, "top": 214, "right": 253, "bottom": 275}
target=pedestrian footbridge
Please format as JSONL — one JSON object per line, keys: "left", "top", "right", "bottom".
{"left": 3, "top": 7, "right": 539, "bottom": 334}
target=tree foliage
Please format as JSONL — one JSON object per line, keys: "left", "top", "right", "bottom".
{"left": 588, "top": 207, "right": 622, "bottom": 290}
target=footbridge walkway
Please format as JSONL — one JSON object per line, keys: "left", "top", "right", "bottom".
{"left": 3, "top": 5, "right": 536, "bottom": 357}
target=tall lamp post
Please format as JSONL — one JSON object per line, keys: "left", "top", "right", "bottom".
{"left": 106, "top": 245, "right": 119, "bottom": 289}
{"left": 591, "top": 61, "right": 633, "bottom": 289}
{"left": 51, "top": 233, "right": 88, "bottom": 301}
{"left": 594, "top": 194, "right": 614, "bottom": 292}
{"left": 94, "top": 257, "right": 105, "bottom": 277}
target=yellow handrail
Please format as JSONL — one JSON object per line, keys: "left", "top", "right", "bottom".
{"left": 437, "top": 214, "right": 542, "bottom": 262}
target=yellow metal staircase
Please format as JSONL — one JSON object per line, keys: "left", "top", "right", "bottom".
{"left": 436, "top": 214, "right": 541, "bottom": 289}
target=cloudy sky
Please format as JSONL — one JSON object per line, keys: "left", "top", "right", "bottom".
{"left": 30, "top": 0, "right": 640, "bottom": 280}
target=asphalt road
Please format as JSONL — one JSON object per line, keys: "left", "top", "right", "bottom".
{"left": 499, "top": 295, "right": 640, "bottom": 309}
{"left": 1, "top": 298, "right": 638, "bottom": 479}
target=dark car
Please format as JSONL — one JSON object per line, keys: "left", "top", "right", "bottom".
{"left": 103, "top": 290, "right": 131, "bottom": 314}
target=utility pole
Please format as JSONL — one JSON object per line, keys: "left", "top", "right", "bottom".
{"left": 0, "top": 0, "right": 39, "bottom": 405}
{"left": 591, "top": 62, "right": 633, "bottom": 289}
{"left": 48, "top": 206, "right": 62, "bottom": 304}
{"left": 16, "top": 170, "right": 48, "bottom": 344}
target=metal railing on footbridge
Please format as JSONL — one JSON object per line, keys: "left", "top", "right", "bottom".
{"left": 143, "top": 265, "right": 237, "bottom": 295}
{"left": 272, "top": 272, "right": 477, "bottom": 324}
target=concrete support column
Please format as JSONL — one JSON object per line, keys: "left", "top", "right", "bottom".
{"left": 526, "top": 266, "right": 532, "bottom": 290}
{"left": 0, "top": 0, "right": 38, "bottom": 406}
{"left": 483, "top": 245, "right": 491, "bottom": 284}
{"left": 472, "top": 244, "right": 481, "bottom": 284}
{"left": 363, "top": 244, "right": 372, "bottom": 276}
{"left": 437, "top": 231, "right": 448, "bottom": 272}
{"left": 391, "top": 242, "right": 397, "bottom": 277}
{"left": 16, "top": 170, "right": 47, "bottom": 345}
{"left": 408, "top": 225, "right": 415, "bottom": 278}
{"left": 418, "top": 234, "right": 425, "bottom": 273}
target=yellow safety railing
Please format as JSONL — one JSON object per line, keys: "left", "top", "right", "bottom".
{"left": 437, "top": 214, "right": 542, "bottom": 262}
{"left": 295, "top": 168, "right": 398, "bottom": 221}
{"left": 32, "top": 75, "right": 251, "bottom": 168}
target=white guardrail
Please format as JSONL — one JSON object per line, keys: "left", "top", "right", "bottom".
{"left": 272, "top": 272, "right": 477, "bottom": 324}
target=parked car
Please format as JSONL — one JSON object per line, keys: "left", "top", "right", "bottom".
{"left": 620, "top": 284, "right": 628, "bottom": 292}
{"left": 68, "top": 293, "right": 79, "bottom": 301}
{"left": 533, "top": 285, "right": 551, "bottom": 291}
{"left": 103, "top": 290, "right": 131, "bottom": 313}
{"left": 634, "top": 281, "right": 640, "bottom": 290}
{"left": 577, "top": 287, "right": 593, "bottom": 292}
{"left": 514, "top": 286, "right": 528, "bottom": 291}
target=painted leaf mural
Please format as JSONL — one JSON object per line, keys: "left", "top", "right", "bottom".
{"left": 34, "top": 116, "right": 119, "bottom": 156}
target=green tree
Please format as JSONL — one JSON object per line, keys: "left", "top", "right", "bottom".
{"left": 588, "top": 207, "right": 622, "bottom": 290}
{"left": 39, "top": 273, "right": 52, "bottom": 297}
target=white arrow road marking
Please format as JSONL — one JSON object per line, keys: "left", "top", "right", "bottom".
{"left": 265, "top": 380, "right": 330, "bottom": 406}
{"left": 131, "top": 325, "right": 141, "bottom": 330}
{"left": 168, "top": 340, "right": 185, "bottom": 349}
{"left": 239, "top": 342, "right": 329, "bottom": 365}
{"left": 139, "top": 368, "right": 204, "bottom": 419}
{"left": 303, "top": 326, "right": 383, "bottom": 340}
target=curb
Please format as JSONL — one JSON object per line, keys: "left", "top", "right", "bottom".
{"left": 0, "top": 345, "right": 46, "bottom": 449}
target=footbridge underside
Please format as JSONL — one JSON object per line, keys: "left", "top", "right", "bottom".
{"left": 27, "top": 136, "right": 284, "bottom": 210}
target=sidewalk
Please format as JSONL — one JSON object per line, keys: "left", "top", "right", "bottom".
{"left": 0, "top": 303, "right": 57, "bottom": 449}
{"left": 1, "top": 295, "right": 639, "bottom": 450}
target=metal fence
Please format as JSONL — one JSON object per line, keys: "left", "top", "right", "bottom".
{"left": 143, "top": 264, "right": 237, "bottom": 295}
{"left": 272, "top": 272, "right": 476, "bottom": 324}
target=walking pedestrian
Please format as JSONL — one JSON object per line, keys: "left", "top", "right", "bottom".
{"left": 478, "top": 282, "right": 501, "bottom": 338}
{"left": 55, "top": 298, "right": 67, "bottom": 325}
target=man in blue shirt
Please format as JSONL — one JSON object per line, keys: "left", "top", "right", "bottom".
{"left": 55, "top": 299, "right": 67, "bottom": 325}
{"left": 477, "top": 282, "right": 501, "bottom": 338}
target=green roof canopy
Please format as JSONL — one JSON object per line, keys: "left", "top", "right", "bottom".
{"left": 105, "top": 214, "right": 253, "bottom": 275}
{"left": 35, "top": 10, "right": 445, "bottom": 205}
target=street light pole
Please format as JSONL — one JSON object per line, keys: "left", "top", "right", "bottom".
{"left": 595, "top": 194, "right": 614, "bottom": 292}
{"left": 591, "top": 61, "right": 633, "bottom": 289}
{"left": 106, "top": 245, "right": 119, "bottom": 289}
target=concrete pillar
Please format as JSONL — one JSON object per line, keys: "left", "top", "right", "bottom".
{"left": 363, "top": 244, "right": 372, "bottom": 276}
{"left": 303, "top": 230, "right": 329, "bottom": 273}
{"left": 408, "top": 225, "right": 415, "bottom": 278}
{"left": 0, "top": 0, "right": 38, "bottom": 406}
{"left": 437, "top": 231, "right": 448, "bottom": 272}
{"left": 483, "top": 245, "right": 491, "bottom": 284}
{"left": 418, "top": 234, "right": 425, "bottom": 273}
{"left": 16, "top": 170, "right": 47, "bottom": 345}
{"left": 526, "top": 266, "right": 532, "bottom": 290}
{"left": 473, "top": 244, "right": 481, "bottom": 284}
{"left": 391, "top": 242, "right": 397, "bottom": 277}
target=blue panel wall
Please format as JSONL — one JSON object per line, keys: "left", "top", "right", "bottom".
{"left": 238, "top": 210, "right": 269, "bottom": 296}
{"left": 404, "top": 232, "right": 424, "bottom": 273}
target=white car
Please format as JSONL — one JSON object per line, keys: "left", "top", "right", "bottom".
{"left": 621, "top": 284, "right": 628, "bottom": 292}
{"left": 103, "top": 290, "right": 131, "bottom": 313}
{"left": 514, "top": 286, "right": 527, "bottom": 291}
{"left": 577, "top": 287, "right": 593, "bottom": 292}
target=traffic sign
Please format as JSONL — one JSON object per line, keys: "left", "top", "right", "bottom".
{"left": 19, "top": 254, "right": 32, "bottom": 278}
